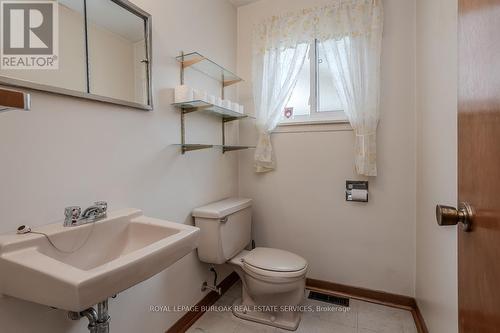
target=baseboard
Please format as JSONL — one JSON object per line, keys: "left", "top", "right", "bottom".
{"left": 165, "top": 272, "right": 240, "bottom": 333}
{"left": 306, "top": 278, "right": 429, "bottom": 333}
{"left": 412, "top": 302, "right": 429, "bottom": 333}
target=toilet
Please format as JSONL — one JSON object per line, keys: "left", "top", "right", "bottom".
{"left": 192, "top": 198, "right": 308, "bottom": 331}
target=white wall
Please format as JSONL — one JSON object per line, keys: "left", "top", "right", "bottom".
{"left": 415, "top": 0, "right": 458, "bottom": 332}
{"left": 237, "top": 0, "right": 417, "bottom": 296}
{"left": 0, "top": 0, "right": 238, "bottom": 332}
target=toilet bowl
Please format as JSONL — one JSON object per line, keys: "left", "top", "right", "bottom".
{"left": 192, "top": 198, "right": 308, "bottom": 331}
{"left": 229, "top": 248, "right": 307, "bottom": 330}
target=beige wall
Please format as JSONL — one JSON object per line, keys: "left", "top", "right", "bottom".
{"left": 237, "top": 0, "right": 417, "bottom": 296}
{"left": 0, "top": 0, "right": 237, "bottom": 332}
{"left": 415, "top": 0, "right": 458, "bottom": 332}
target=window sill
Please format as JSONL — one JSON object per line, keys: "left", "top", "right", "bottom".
{"left": 278, "top": 118, "right": 349, "bottom": 126}
{"left": 274, "top": 119, "right": 352, "bottom": 134}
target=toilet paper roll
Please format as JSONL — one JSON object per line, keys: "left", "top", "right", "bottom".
{"left": 350, "top": 189, "right": 368, "bottom": 202}
{"left": 193, "top": 89, "right": 208, "bottom": 102}
{"left": 207, "top": 95, "right": 216, "bottom": 105}
{"left": 222, "top": 99, "right": 232, "bottom": 109}
{"left": 216, "top": 97, "right": 223, "bottom": 107}
{"left": 174, "top": 85, "right": 193, "bottom": 103}
{"left": 231, "top": 102, "right": 240, "bottom": 112}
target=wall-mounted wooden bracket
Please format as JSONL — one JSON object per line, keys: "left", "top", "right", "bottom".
{"left": 223, "top": 79, "right": 243, "bottom": 87}
{"left": 182, "top": 57, "right": 204, "bottom": 68}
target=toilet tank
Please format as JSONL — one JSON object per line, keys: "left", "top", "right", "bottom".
{"left": 192, "top": 198, "right": 252, "bottom": 264}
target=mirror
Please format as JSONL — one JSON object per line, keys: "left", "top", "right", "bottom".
{"left": 86, "top": 0, "right": 149, "bottom": 105}
{"left": 0, "top": 0, "right": 152, "bottom": 110}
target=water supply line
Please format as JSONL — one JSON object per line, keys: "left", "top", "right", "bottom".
{"left": 201, "top": 266, "right": 221, "bottom": 295}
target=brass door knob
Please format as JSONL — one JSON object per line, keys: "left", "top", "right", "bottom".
{"left": 436, "top": 203, "right": 473, "bottom": 231}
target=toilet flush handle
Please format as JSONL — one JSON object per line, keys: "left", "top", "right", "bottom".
{"left": 220, "top": 217, "right": 228, "bottom": 223}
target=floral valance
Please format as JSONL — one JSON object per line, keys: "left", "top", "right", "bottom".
{"left": 253, "top": 0, "right": 383, "bottom": 54}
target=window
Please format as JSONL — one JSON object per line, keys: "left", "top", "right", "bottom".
{"left": 282, "top": 40, "right": 347, "bottom": 124}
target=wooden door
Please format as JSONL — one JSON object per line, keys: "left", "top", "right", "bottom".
{"left": 458, "top": 0, "right": 500, "bottom": 331}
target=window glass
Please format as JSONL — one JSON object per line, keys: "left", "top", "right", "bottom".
{"left": 317, "top": 43, "right": 343, "bottom": 112}
{"left": 284, "top": 49, "right": 310, "bottom": 119}
{"left": 281, "top": 40, "right": 347, "bottom": 124}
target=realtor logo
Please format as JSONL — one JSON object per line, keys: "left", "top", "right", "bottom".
{"left": 1, "top": 1, "right": 58, "bottom": 69}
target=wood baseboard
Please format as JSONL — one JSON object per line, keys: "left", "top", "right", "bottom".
{"left": 306, "top": 278, "right": 429, "bottom": 333}
{"left": 166, "top": 272, "right": 240, "bottom": 333}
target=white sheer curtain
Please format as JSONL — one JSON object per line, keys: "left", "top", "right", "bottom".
{"left": 252, "top": 45, "right": 308, "bottom": 172}
{"left": 252, "top": 0, "right": 383, "bottom": 175}
{"left": 321, "top": 3, "right": 383, "bottom": 176}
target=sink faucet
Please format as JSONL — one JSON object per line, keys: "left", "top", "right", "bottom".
{"left": 64, "top": 201, "right": 108, "bottom": 227}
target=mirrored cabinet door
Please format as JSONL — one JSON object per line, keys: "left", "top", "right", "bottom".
{"left": 0, "top": 0, "right": 151, "bottom": 110}
{"left": 0, "top": 0, "right": 87, "bottom": 93}
{"left": 86, "top": 0, "right": 149, "bottom": 105}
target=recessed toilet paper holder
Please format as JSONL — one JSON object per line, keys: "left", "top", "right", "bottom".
{"left": 346, "top": 181, "right": 369, "bottom": 202}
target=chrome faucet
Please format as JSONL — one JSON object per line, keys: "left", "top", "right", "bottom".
{"left": 64, "top": 201, "right": 108, "bottom": 227}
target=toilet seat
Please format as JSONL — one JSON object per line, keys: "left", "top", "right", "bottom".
{"left": 242, "top": 248, "right": 307, "bottom": 279}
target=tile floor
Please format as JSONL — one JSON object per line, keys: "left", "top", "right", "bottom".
{"left": 187, "top": 281, "right": 417, "bottom": 333}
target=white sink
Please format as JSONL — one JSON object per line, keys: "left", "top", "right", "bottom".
{"left": 0, "top": 209, "right": 199, "bottom": 312}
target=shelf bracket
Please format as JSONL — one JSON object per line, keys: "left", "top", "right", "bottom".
{"left": 222, "top": 146, "right": 252, "bottom": 153}
{"left": 223, "top": 116, "right": 244, "bottom": 123}
{"left": 182, "top": 144, "right": 213, "bottom": 154}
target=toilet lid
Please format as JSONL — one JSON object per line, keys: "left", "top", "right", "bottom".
{"left": 242, "top": 247, "right": 307, "bottom": 272}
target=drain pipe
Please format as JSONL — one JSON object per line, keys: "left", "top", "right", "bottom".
{"left": 68, "top": 299, "right": 110, "bottom": 333}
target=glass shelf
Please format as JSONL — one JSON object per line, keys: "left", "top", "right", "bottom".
{"left": 173, "top": 144, "right": 255, "bottom": 154}
{"left": 176, "top": 52, "right": 243, "bottom": 87}
{"left": 172, "top": 100, "right": 254, "bottom": 121}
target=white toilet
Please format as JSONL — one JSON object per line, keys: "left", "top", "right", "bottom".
{"left": 192, "top": 198, "right": 308, "bottom": 331}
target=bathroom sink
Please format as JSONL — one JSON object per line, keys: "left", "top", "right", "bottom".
{"left": 0, "top": 209, "right": 199, "bottom": 312}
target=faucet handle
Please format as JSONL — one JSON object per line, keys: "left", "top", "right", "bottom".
{"left": 94, "top": 201, "right": 108, "bottom": 216}
{"left": 94, "top": 201, "right": 107, "bottom": 213}
{"left": 64, "top": 206, "right": 81, "bottom": 224}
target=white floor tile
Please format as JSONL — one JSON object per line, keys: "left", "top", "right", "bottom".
{"left": 233, "top": 319, "right": 277, "bottom": 333}
{"left": 402, "top": 312, "right": 418, "bottom": 333}
{"left": 215, "top": 293, "right": 238, "bottom": 306}
{"left": 357, "top": 328, "right": 379, "bottom": 333}
{"left": 188, "top": 285, "right": 418, "bottom": 333}
{"left": 186, "top": 311, "right": 239, "bottom": 333}
{"left": 355, "top": 301, "right": 409, "bottom": 333}
{"left": 296, "top": 315, "right": 356, "bottom": 333}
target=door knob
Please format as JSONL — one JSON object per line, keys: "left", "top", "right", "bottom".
{"left": 436, "top": 202, "right": 473, "bottom": 231}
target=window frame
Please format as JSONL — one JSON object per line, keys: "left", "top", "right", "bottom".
{"left": 280, "top": 39, "right": 348, "bottom": 126}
